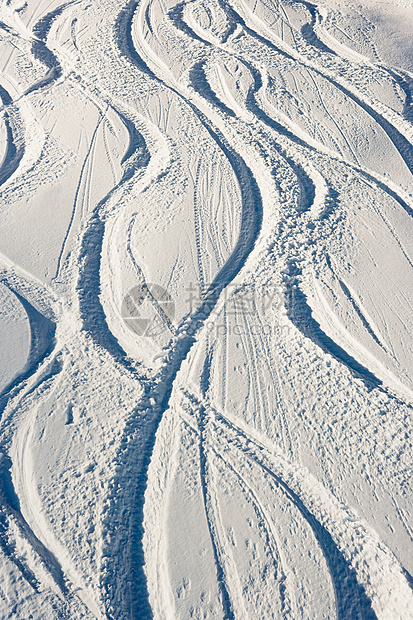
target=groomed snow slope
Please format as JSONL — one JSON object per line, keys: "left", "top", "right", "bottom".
{"left": 0, "top": 0, "right": 412, "bottom": 618}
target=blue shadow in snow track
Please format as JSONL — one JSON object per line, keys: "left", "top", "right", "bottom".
{"left": 0, "top": 85, "right": 25, "bottom": 188}
{"left": 0, "top": 286, "right": 56, "bottom": 419}
{"left": 286, "top": 278, "right": 382, "bottom": 390}
{"left": 216, "top": 403, "right": 378, "bottom": 619}
{"left": 102, "top": 119, "right": 262, "bottom": 619}
{"left": 259, "top": 460, "right": 377, "bottom": 619}
{"left": 103, "top": 5, "right": 264, "bottom": 617}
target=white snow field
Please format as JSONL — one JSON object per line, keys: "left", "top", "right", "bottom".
{"left": 0, "top": 0, "right": 413, "bottom": 617}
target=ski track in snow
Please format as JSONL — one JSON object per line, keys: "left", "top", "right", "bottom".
{"left": 0, "top": 0, "right": 412, "bottom": 618}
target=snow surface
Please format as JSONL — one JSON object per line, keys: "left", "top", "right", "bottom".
{"left": 0, "top": 0, "right": 413, "bottom": 618}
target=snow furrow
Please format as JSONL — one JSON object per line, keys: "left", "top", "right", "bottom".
{"left": 174, "top": 9, "right": 413, "bottom": 226}
{"left": 228, "top": 0, "right": 413, "bottom": 177}
{"left": 285, "top": 270, "right": 384, "bottom": 390}
{"left": 204, "top": 396, "right": 413, "bottom": 619}
{"left": 0, "top": 83, "right": 25, "bottom": 187}
{"left": 0, "top": 0, "right": 412, "bottom": 617}
{"left": 198, "top": 408, "right": 243, "bottom": 620}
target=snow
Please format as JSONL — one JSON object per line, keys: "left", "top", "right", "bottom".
{"left": 0, "top": 0, "right": 412, "bottom": 618}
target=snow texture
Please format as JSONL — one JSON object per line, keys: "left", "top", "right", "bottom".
{"left": 0, "top": 0, "right": 412, "bottom": 618}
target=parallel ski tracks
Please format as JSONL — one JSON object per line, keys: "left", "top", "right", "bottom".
{"left": 179, "top": 389, "right": 372, "bottom": 619}
{"left": 1, "top": 0, "right": 413, "bottom": 617}
{"left": 126, "top": 0, "right": 413, "bottom": 617}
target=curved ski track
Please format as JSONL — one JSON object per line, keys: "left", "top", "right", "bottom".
{"left": 0, "top": 0, "right": 412, "bottom": 619}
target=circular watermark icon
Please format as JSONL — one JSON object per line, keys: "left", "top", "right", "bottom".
{"left": 121, "top": 280, "right": 285, "bottom": 341}
{"left": 121, "top": 283, "right": 175, "bottom": 338}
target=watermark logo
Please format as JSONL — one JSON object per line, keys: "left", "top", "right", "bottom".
{"left": 121, "top": 281, "right": 288, "bottom": 340}
{"left": 121, "top": 283, "right": 175, "bottom": 337}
